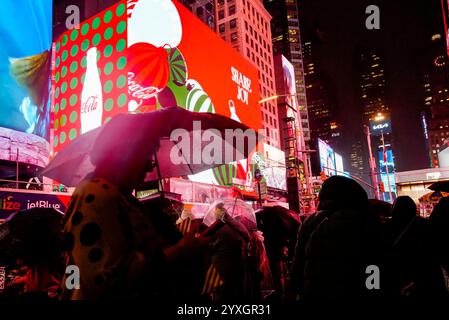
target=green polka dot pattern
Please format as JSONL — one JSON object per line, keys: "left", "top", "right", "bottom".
{"left": 52, "top": 2, "right": 128, "bottom": 152}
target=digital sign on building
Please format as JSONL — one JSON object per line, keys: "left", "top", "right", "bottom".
{"left": 335, "top": 153, "right": 344, "bottom": 176}
{"left": 0, "top": 0, "right": 52, "bottom": 168}
{"left": 378, "top": 145, "right": 397, "bottom": 202}
{"left": 369, "top": 118, "right": 392, "bottom": 136}
{"left": 318, "top": 138, "right": 336, "bottom": 176}
{"left": 52, "top": 0, "right": 262, "bottom": 155}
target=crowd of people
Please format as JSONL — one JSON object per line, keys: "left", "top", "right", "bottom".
{"left": 1, "top": 151, "right": 448, "bottom": 300}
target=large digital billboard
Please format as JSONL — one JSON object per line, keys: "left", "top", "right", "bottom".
{"left": 335, "top": 153, "right": 344, "bottom": 176}
{"left": 52, "top": 1, "right": 128, "bottom": 153}
{"left": 438, "top": 143, "right": 449, "bottom": 167}
{"left": 52, "top": 0, "right": 262, "bottom": 155}
{"left": 378, "top": 145, "right": 397, "bottom": 202}
{"left": 318, "top": 138, "right": 336, "bottom": 176}
{"left": 0, "top": 0, "right": 52, "bottom": 168}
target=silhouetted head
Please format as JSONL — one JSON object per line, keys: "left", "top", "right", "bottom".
{"left": 390, "top": 196, "right": 417, "bottom": 222}
{"left": 318, "top": 176, "right": 368, "bottom": 211}
{"left": 429, "top": 197, "right": 449, "bottom": 237}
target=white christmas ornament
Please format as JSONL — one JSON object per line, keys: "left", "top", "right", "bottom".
{"left": 128, "top": 0, "right": 182, "bottom": 48}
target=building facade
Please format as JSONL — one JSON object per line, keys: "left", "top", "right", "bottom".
{"left": 264, "top": 0, "right": 310, "bottom": 142}
{"left": 302, "top": 39, "right": 340, "bottom": 151}
{"left": 422, "top": 33, "right": 449, "bottom": 167}
{"left": 180, "top": 0, "right": 216, "bottom": 30}
{"left": 216, "top": 0, "right": 279, "bottom": 147}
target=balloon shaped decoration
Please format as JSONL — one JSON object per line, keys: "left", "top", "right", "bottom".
{"left": 127, "top": 42, "right": 170, "bottom": 89}
{"left": 166, "top": 47, "right": 188, "bottom": 86}
{"left": 212, "top": 163, "right": 237, "bottom": 186}
{"left": 185, "top": 79, "right": 215, "bottom": 113}
{"left": 128, "top": 0, "right": 182, "bottom": 48}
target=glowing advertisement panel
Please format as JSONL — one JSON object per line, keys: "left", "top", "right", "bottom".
{"left": 369, "top": 118, "right": 392, "bottom": 136}
{"left": 378, "top": 146, "right": 397, "bottom": 202}
{"left": 128, "top": 0, "right": 262, "bottom": 186}
{"left": 318, "top": 138, "right": 336, "bottom": 176}
{"left": 52, "top": 1, "right": 262, "bottom": 188}
{"left": 127, "top": 0, "right": 262, "bottom": 129}
{"left": 438, "top": 145, "right": 449, "bottom": 167}
{"left": 52, "top": 2, "right": 128, "bottom": 154}
{"left": 0, "top": 0, "right": 52, "bottom": 168}
{"left": 335, "top": 153, "right": 344, "bottom": 176}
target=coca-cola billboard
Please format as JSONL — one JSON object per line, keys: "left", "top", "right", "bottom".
{"left": 52, "top": 1, "right": 128, "bottom": 153}
{"left": 52, "top": 0, "right": 262, "bottom": 160}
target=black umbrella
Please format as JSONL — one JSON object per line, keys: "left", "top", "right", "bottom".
{"left": 428, "top": 180, "right": 449, "bottom": 193}
{"left": 42, "top": 106, "right": 257, "bottom": 187}
{"left": 0, "top": 208, "right": 64, "bottom": 264}
{"left": 255, "top": 206, "right": 301, "bottom": 260}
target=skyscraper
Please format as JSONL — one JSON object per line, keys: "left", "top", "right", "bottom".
{"left": 422, "top": 33, "right": 449, "bottom": 167}
{"left": 215, "top": 0, "right": 279, "bottom": 148}
{"left": 264, "top": 0, "right": 310, "bottom": 142}
{"left": 357, "top": 47, "right": 389, "bottom": 122}
{"left": 302, "top": 38, "right": 340, "bottom": 148}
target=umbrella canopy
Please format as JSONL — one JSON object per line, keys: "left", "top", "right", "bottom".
{"left": 42, "top": 107, "right": 258, "bottom": 187}
{"left": 428, "top": 180, "right": 449, "bottom": 193}
{"left": 255, "top": 206, "right": 301, "bottom": 246}
{"left": 203, "top": 198, "right": 257, "bottom": 231}
{"left": 0, "top": 208, "right": 64, "bottom": 264}
{"left": 418, "top": 191, "right": 449, "bottom": 203}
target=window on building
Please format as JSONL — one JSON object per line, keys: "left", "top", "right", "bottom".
{"left": 230, "top": 18, "right": 236, "bottom": 29}
{"left": 218, "top": 10, "right": 224, "bottom": 19}
{"left": 219, "top": 23, "right": 225, "bottom": 33}
{"left": 250, "top": 26, "right": 253, "bottom": 35}
{"left": 245, "top": 34, "right": 249, "bottom": 43}
{"left": 231, "top": 32, "right": 238, "bottom": 42}
{"left": 229, "top": 5, "right": 236, "bottom": 15}
{"left": 246, "top": 48, "right": 250, "bottom": 58}
{"left": 245, "top": 21, "right": 248, "bottom": 30}
{"left": 250, "top": 38, "right": 253, "bottom": 48}
{"left": 218, "top": 0, "right": 224, "bottom": 6}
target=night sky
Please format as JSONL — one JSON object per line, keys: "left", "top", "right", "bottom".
{"left": 299, "top": 0, "right": 443, "bottom": 172}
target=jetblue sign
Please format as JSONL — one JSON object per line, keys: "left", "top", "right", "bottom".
{"left": 370, "top": 119, "right": 392, "bottom": 136}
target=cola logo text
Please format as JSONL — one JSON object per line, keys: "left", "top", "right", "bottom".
{"left": 81, "top": 95, "right": 99, "bottom": 113}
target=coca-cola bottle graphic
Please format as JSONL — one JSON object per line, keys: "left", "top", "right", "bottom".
{"left": 80, "top": 47, "right": 103, "bottom": 134}
{"left": 228, "top": 100, "right": 241, "bottom": 122}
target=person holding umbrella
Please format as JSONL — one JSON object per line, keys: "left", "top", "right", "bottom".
{"left": 59, "top": 117, "right": 209, "bottom": 300}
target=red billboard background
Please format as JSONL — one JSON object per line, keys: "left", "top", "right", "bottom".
{"left": 52, "top": 1, "right": 127, "bottom": 154}
{"left": 52, "top": 0, "right": 262, "bottom": 156}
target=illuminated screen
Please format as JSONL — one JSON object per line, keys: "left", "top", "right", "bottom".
{"left": 335, "top": 153, "right": 344, "bottom": 176}
{"left": 378, "top": 146, "right": 397, "bottom": 202}
{"left": 52, "top": 0, "right": 261, "bottom": 170}
{"left": 318, "top": 139, "right": 336, "bottom": 176}
{"left": 0, "top": 0, "right": 52, "bottom": 167}
{"left": 438, "top": 145, "right": 449, "bottom": 167}
{"left": 369, "top": 119, "right": 392, "bottom": 136}
{"left": 52, "top": 1, "right": 128, "bottom": 153}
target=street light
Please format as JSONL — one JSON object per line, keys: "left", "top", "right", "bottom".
{"left": 258, "top": 94, "right": 306, "bottom": 111}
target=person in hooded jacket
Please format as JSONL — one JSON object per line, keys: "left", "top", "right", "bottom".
{"left": 290, "top": 176, "right": 384, "bottom": 299}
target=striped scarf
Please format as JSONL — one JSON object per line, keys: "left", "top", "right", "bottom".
{"left": 176, "top": 218, "right": 224, "bottom": 296}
